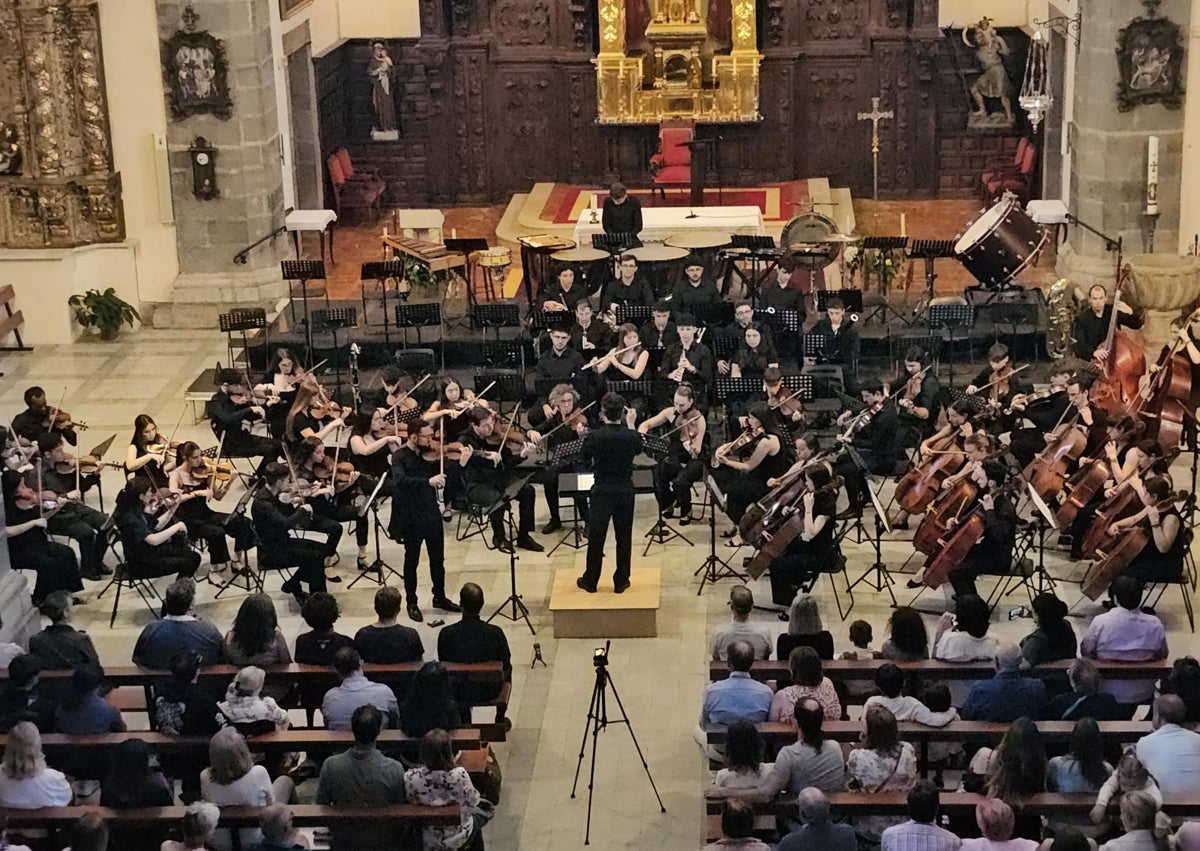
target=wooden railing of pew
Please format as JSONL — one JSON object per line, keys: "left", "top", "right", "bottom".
{"left": 18, "top": 661, "right": 508, "bottom": 741}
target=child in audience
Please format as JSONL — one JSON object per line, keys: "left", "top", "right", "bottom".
{"left": 863, "top": 664, "right": 958, "bottom": 727}
{"left": 923, "top": 683, "right": 959, "bottom": 785}
{"left": 840, "top": 620, "right": 876, "bottom": 704}
{"left": 1090, "top": 749, "right": 1163, "bottom": 826}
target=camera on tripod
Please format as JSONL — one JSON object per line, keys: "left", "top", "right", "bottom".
{"left": 592, "top": 641, "right": 610, "bottom": 667}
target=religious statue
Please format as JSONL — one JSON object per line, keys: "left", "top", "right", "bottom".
{"left": 0, "top": 123, "right": 22, "bottom": 176}
{"left": 964, "top": 18, "right": 1014, "bottom": 127}
{"left": 367, "top": 40, "right": 400, "bottom": 141}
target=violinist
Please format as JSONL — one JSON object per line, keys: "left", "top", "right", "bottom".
{"left": 659, "top": 313, "right": 714, "bottom": 406}
{"left": 712, "top": 402, "right": 793, "bottom": 547}
{"left": 1006, "top": 365, "right": 1072, "bottom": 467}
{"left": 538, "top": 266, "right": 589, "bottom": 314}
{"left": 889, "top": 401, "right": 976, "bottom": 530}
{"left": 967, "top": 343, "right": 1027, "bottom": 418}
{"left": 1074, "top": 284, "right": 1143, "bottom": 362}
{"left": 670, "top": 256, "right": 722, "bottom": 312}
{"left": 526, "top": 384, "right": 591, "bottom": 534}
{"left": 594, "top": 324, "right": 650, "bottom": 382}
{"left": 168, "top": 441, "right": 256, "bottom": 585}
{"left": 459, "top": 408, "right": 543, "bottom": 554}
{"left": 568, "top": 301, "right": 613, "bottom": 355}
{"left": 833, "top": 380, "right": 902, "bottom": 518}
{"left": 423, "top": 377, "right": 485, "bottom": 445}
{"left": 348, "top": 409, "right": 405, "bottom": 479}
{"left": 809, "top": 297, "right": 860, "bottom": 392}
{"left": 12, "top": 386, "right": 82, "bottom": 447}
{"left": 639, "top": 301, "right": 678, "bottom": 351}
{"left": 1103, "top": 475, "right": 1185, "bottom": 587}
{"left": 769, "top": 432, "right": 829, "bottom": 487}
{"left": 763, "top": 366, "right": 805, "bottom": 426}
{"left": 375, "top": 365, "right": 418, "bottom": 411}
{"left": 295, "top": 436, "right": 371, "bottom": 573}
{"left": 126, "top": 414, "right": 177, "bottom": 485}
{"left": 717, "top": 303, "right": 772, "bottom": 376}
{"left": 389, "top": 421, "right": 463, "bottom": 622}
{"left": 640, "top": 383, "right": 708, "bottom": 524}
{"left": 31, "top": 433, "right": 110, "bottom": 581}
{"left": 256, "top": 347, "right": 305, "bottom": 439}
{"left": 729, "top": 325, "right": 779, "bottom": 380}
{"left": 0, "top": 427, "right": 25, "bottom": 474}
{"left": 114, "top": 478, "right": 200, "bottom": 582}
{"left": 766, "top": 465, "right": 841, "bottom": 606}
{"left": 207, "top": 368, "right": 283, "bottom": 478}
{"left": 284, "top": 374, "right": 346, "bottom": 449}
{"left": 2, "top": 470, "right": 85, "bottom": 605}
{"left": 599, "top": 253, "right": 652, "bottom": 314}
{"left": 251, "top": 463, "right": 328, "bottom": 606}
{"left": 897, "top": 346, "right": 941, "bottom": 442}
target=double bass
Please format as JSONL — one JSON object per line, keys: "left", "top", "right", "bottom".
{"left": 1089, "top": 267, "right": 1146, "bottom": 416}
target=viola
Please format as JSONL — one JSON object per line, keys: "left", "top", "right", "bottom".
{"left": 309, "top": 399, "right": 348, "bottom": 420}
{"left": 893, "top": 430, "right": 965, "bottom": 516}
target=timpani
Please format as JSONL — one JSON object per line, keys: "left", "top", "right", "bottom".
{"left": 629, "top": 244, "right": 690, "bottom": 300}
{"left": 550, "top": 246, "right": 611, "bottom": 298}
{"left": 664, "top": 231, "right": 733, "bottom": 286}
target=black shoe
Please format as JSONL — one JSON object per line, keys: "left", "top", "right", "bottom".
{"left": 614, "top": 580, "right": 631, "bottom": 594}
{"left": 679, "top": 514, "right": 692, "bottom": 526}
{"left": 280, "top": 579, "right": 299, "bottom": 594}
{"left": 432, "top": 596, "right": 462, "bottom": 613}
{"left": 541, "top": 519, "right": 562, "bottom": 535}
{"left": 494, "top": 536, "right": 514, "bottom": 553}
{"left": 326, "top": 573, "right": 343, "bottom": 584}
{"left": 98, "top": 564, "right": 114, "bottom": 576}
{"left": 906, "top": 579, "right": 922, "bottom": 589}
{"left": 407, "top": 602, "right": 424, "bottom": 623}
{"left": 662, "top": 507, "right": 675, "bottom": 519}
{"left": 290, "top": 587, "right": 310, "bottom": 606}
{"left": 836, "top": 505, "right": 863, "bottom": 520}
{"left": 80, "top": 570, "right": 104, "bottom": 582}
{"left": 517, "top": 535, "right": 545, "bottom": 553}
{"left": 576, "top": 577, "right": 597, "bottom": 593}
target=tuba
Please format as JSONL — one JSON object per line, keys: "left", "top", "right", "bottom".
{"left": 1046, "top": 277, "right": 1079, "bottom": 360}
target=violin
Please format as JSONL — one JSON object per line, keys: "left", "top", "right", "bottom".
{"left": 768, "top": 385, "right": 805, "bottom": 421}
{"left": 309, "top": 398, "right": 349, "bottom": 421}
{"left": 45, "top": 409, "right": 88, "bottom": 431}
{"left": 53, "top": 454, "right": 121, "bottom": 476}
{"left": 713, "top": 423, "right": 761, "bottom": 468}
{"left": 1004, "top": 387, "right": 1055, "bottom": 417}
{"left": 421, "top": 441, "right": 469, "bottom": 463}
{"left": 312, "top": 458, "right": 358, "bottom": 492}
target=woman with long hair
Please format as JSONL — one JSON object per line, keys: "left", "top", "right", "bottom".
{"left": 284, "top": 372, "right": 345, "bottom": 448}
{"left": 769, "top": 646, "right": 841, "bottom": 722}
{"left": 224, "top": 594, "right": 291, "bottom": 666}
{"left": 767, "top": 464, "right": 842, "bottom": 604}
{"left": 595, "top": 323, "right": 650, "bottom": 381}
{"left": 348, "top": 407, "right": 405, "bottom": 479}
{"left": 125, "top": 413, "right": 176, "bottom": 484}
{"left": 712, "top": 401, "right": 794, "bottom": 545}
{"left": 976, "top": 717, "right": 1047, "bottom": 801}
{"left": 1048, "top": 718, "right": 1113, "bottom": 794}
{"left": 0, "top": 722, "right": 72, "bottom": 809}
{"left": 880, "top": 607, "right": 930, "bottom": 661}
{"left": 1020, "top": 593, "right": 1077, "bottom": 668}
{"left": 199, "top": 728, "right": 293, "bottom": 851}
{"left": 101, "top": 738, "right": 173, "bottom": 808}
{"left": 729, "top": 325, "right": 778, "bottom": 379}
{"left": 257, "top": 347, "right": 306, "bottom": 440}
{"left": 404, "top": 729, "right": 483, "bottom": 851}
{"left": 401, "top": 661, "right": 462, "bottom": 739}
{"left": 168, "top": 440, "right": 257, "bottom": 583}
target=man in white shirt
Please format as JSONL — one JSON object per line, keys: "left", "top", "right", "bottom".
{"left": 321, "top": 647, "right": 400, "bottom": 731}
{"left": 881, "top": 779, "right": 962, "bottom": 851}
{"left": 864, "top": 664, "right": 959, "bottom": 727}
{"left": 710, "top": 586, "right": 773, "bottom": 661}
{"left": 1080, "top": 576, "right": 1168, "bottom": 707}
{"left": 1135, "top": 695, "right": 1200, "bottom": 796}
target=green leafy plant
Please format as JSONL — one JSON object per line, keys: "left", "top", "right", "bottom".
{"left": 68, "top": 287, "right": 140, "bottom": 340}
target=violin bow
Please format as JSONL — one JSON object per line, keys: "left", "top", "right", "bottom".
{"left": 471, "top": 380, "right": 497, "bottom": 407}
{"left": 971, "top": 363, "right": 1032, "bottom": 395}
{"left": 165, "top": 404, "right": 188, "bottom": 455}
{"left": 49, "top": 387, "right": 68, "bottom": 432}
{"left": 539, "top": 401, "right": 596, "bottom": 441}
{"left": 498, "top": 404, "right": 521, "bottom": 448}
{"left": 439, "top": 418, "right": 445, "bottom": 478}
{"left": 36, "top": 457, "right": 44, "bottom": 520}
{"left": 661, "top": 409, "right": 702, "bottom": 439}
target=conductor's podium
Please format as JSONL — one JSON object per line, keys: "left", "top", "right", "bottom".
{"left": 548, "top": 568, "right": 661, "bottom": 638}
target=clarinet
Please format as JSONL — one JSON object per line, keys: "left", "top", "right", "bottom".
{"left": 349, "top": 343, "right": 362, "bottom": 412}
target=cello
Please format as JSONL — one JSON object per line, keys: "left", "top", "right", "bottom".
{"left": 1089, "top": 266, "right": 1146, "bottom": 416}
{"left": 913, "top": 477, "right": 979, "bottom": 556}
{"left": 892, "top": 428, "right": 965, "bottom": 517}
{"left": 1022, "top": 412, "right": 1089, "bottom": 506}
{"left": 745, "top": 477, "right": 840, "bottom": 580}
{"left": 920, "top": 478, "right": 1020, "bottom": 589}
{"left": 1134, "top": 307, "right": 1200, "bottom": 453}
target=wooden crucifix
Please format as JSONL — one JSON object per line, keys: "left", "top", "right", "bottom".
{"left": 857, "top": 96, "right": 894, "bottom": 200}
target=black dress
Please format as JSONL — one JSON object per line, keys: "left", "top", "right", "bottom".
{"left": 768, "top": 492, "right": 840, "bottom": 605}
{"left": 5, "top": 500, "right": 83, "bottom": 602}
{"left": 1126, "top": 507, "right": 1186, "bottom": 583}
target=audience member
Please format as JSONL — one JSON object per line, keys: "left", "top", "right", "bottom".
{"left": 67, "top": 811, "right": 109, "bottom": 851}
{"left": 155, "top": 651, "right": 222, "bottom": 737}
{"left": 0, "top": 813, "right": 31, "bottom": 851}
{"left": 778, "top": 787, "right": 857, "bottom": 851}
{"left": 933, "top": 595, "right": 997, "bottom": 705}
{"left": 864, "top": 663, "right": 959, "bottom": 726}
{"left": 786, "top": 594, "right": 835, "bottom": 659}
{"left": 702, "top": 799, "right": 770, "bottom": 851}
{"left": 1158, "top": 657, "right": 1200, "bottom": 723}
{"left": 437, "top": 582, "right": 513, "bottom": 728}
{"left": 322, "top": 647, "right": 399, "bottom": 731}
{"left": 132, "top": 579, "right": 225, "bottom": 669}
{"left": 200, "top": 727, "right": 294, "bottom": 851}
{"left": 1172, "top": 822, "right": 1200, "bottom": 851}
{"left": 54, "top": 666, "right": 125, "bottom": 733}
{"left": 28, "top": 591, "right": 101, "bottom": 674}
{"left": 847, "top": 705, "right": 918, "bottom": 847}
{"left": 217, "top": 666, "right": 289, "bottom": 730}
{"left": 1098, "top": 792, "right": 1162, "bottom": 851}
{"left": 769, "top": 646, "right": 842, "bottom": 722}
{"left": 101, "top": 738, "right": 174, "bottom": 808}
{"left": 1080, "top": 576, "right": 1168, "bottom": 710}
{"left": 224, "top": 594, "right": 292, "bottom": 666}
{"left": 294, "top": 592, "right": 354, "bottom": 665}
{"left": 1136, "top": 695, "right": 1200, "bottom": 796}
{"left": 711, "top": 586, "right": 772, "bottom": 661}
{"left": 316, "top": 705, "right": 408, "bottom": 851}
{"left": 972, "top": 717, "right": 1047, "bottom": 802}
{"left": 1092, "top": 750, "right": 1162, "bottom": 825}
{"left": 961, "top": 644, "right": 1049, "bottom": 722}
{"left": 160, "top": 801, "right": 220, "bottom": 851}
{"left": 961, "top": 797, "right": 1038, "bottom": 851}
{"left": 0, "top": 654, "right": 55, "bottom": 731}
{"left": 879, "top": 607, "right": 930, "bottom": 661}
{"left": 714, "top": 720, "right": 771, "bottom": 793}
{"left": 1049, "top": 659, "right": 1123, "bottom": 722}
{"left": 404, "top": 728, "right": 484, "bottom": 851}
{"left": 1020, "top": 594, "right": 1078, "bottom": 668}
{"left": 243, "top": 804, "right": 308, "bottom": 851}
{"left": 881, "top": 779, "right": 961, "bottom": 851}
{"left": 1047, "top": 719, "right": 1113, "bottom": 794}
{"left": 353, "top": 586, "right": 424, "bottom": 664}
{"left": 400, "top": 660, "right": 462, "bottom": 739}
{"left": 1036, "top": 829, "right": 1096, "bottom": 851}
{"left": 840, "top": 620, "right": 876, "bottom": 700}
{"left": 700, "top": 641, "right": 773, "bottom": 727}
{"left": 0, "top": 722, "right": 72, "bottom": 809}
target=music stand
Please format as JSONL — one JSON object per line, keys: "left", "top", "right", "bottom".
{"left": 846, "top": 475, "right": 895, "bottom": 606}
{"left": 282, "top": 259, "right": 326, "bottom": 365}
{"left": 927, "top": 303, "right": 975, "bottom": 388}
{"left": 218, "top": 308, "right": 268, "bottom": 373}
{"left": 548, "top": 448, "right": 588, "bottom": 556}
{"left": 714, "top": 377, "right": 763, "bottom": 401}
{"left": 471, "top": 302, "right": 522, "bottom": 341}
{"left": 754, "top": 308, "right": 803, "bottom": 335}
{"left": 815, "top": 289, "right": 864, "bottom": 315}
{"left": 690, "top": 301, "right": 733, "bottom": 330}
{"left": 614, "top": 304, "right": 652, "bottom": 327}
{"left": 605, "top": 379, "right": 653, "bottom": 402}
{"left": 350, "top": 472, "right": 402, "bottom": 588}
{"left": 730, "top": 234, "right": 775, "bottom": 251}
{"left": 591, "top": 233, "right": 638, "bottom": 257}
{"left": 696, "top": 474, "right": 747, "bottom": 594}
{"left": 476, "top": 340, "right": 524, "bottom": 370}
{"left": 801, "top": 333, "right": 831, "bottom": 360}
{"left": 638, "top": 433, "right": 690, "bottom": 553}
{"left": 313, "top": 307, "right": 357, "bottom": 403}
{"left": 529, "top": 309, "right": 574, "bottom": 333}
{"left": 779, "top": 374, "right": 815, "bottom": 402}
{"left": 487, "top": 473, "right": 536, "bottom": 635}
{"left": 710, "top": 334, "right": 738, "bottom": 363}
{"left": 361, "top": 260, "right": 406, "bottom": 344}
{"left": 394, "top": 301, "right": 443, "bottom": 351}
{"left": 474, "top": 371, "right": 526, "bottom": 415}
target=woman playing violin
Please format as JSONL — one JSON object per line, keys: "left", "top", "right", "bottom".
{"left": 114, "top": 478, "right": 200, "bottom": 582}
{"left": 966, "top": 343, "right": 1027, "bottom": 414}
{"left": 639, "top": 383, "right": 707, "bottom": 524}
{"left": 769, "top": 432, "right": 830, "bottom": 488}
{"left": 348, "top": 409, "right": 406, "bottom": 479}
{"left": 295, "top": 436, "right": 371, "bottom": 575}
{"left": 257, "top": 348, "right": 306, "bottom": 439}
{"left": 284, "top": 375, "right": 346, "bottom": 449}
{"left": 2, "top": 470, "right": 85, "bottom": 604}
{"left": 526, "top": 384, "right": 591, "bottom": 534}
{"left": 712, "top": 402, "right": 794, "bottom": 547}
{"left": 168, "top": 441, "right": 256, "bottom": 585}
{"left": 126, "top": 414, "right": 178, "bottom": 485}
{"left": 1102, "top": 475, "right": 1185, "bottom": 588}
{"left": 766, "top": 465, "right": 841, "bottom": 605}
{"left": 897, "top": 346, "right": 941, "bottom": 443}
{"left": 423, "top": 377, "right": 483, "bottom": 444}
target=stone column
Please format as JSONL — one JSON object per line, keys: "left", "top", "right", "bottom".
{"left": 1178, "top": 0, "right": 1200, "bottom": 254}
{"left": 150, "top": 0, "right": 288, "bottom": 328}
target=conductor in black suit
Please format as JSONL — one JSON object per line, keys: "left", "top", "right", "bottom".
{"left": 577, "top": 392, "right": 644, "bottom": 594}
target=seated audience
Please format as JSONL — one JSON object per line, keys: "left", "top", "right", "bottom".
{"left": 54, "top": 667, "right": 126, "bottom": 734}
{"left": 354, "top": 586, "right": 424, "bottom": 664}
{"left": 101, "top": 738, "right": 174, "bottom": 808}
{"left": 1049, "top": 659, "right": 1122, "bottom": 722}
{"left": 244, "top": 804, "right": 308, "bottom": 851}
{"left": 437, "top": 582, "right": 512, "bottom": 728}
{"left": 785, "top": 594, "right": 835, "bottom": 659}
{"left": 1135, "top": 694, "right": 1200, "bottom": 796}
{"left": 294, "top": 592, "right": 354, "bottom": 665}
{"left": 316, "top": 705, "right": 408, "bottom": 851}
{"left": 0, "top": 721, "right": 72, "bottom": 809}
{"left": 201, "top": 727, "right": 294, "bottom": 851}
{"left": 1157, "top": 657, "right": 1200, "bottom": 723}
{"left": 864, "top": 663, "right": 959, "bottom": 726}
{"left": 0, "top": 814, "right": 31, "bottom": 851}
{"left": 160, "top": 801, "right": 221, "bottom": 851}
{"left": 879, "top": 607, "right": 930, "bottom": 661}
{"left": 1047, "top": 719, "right": 1113, "bottom": 794}
{"left": 1037, "top": 829, "right": 1096, "bottom": 851}
{"left": 961, "top": 644, "right": 1049, "bottom": 722}
{"left": 778, "top": 787, "right": 858, "bottom": 851}
{"left": 961, "top": 798, "right": 1038, "bottom": 851}
{"left": 155, "top": 651, "right": 222, "bottom": 737}
{"left": 400, "top": 661, "right": 462, "bottom": 739}
{"left": 132, "top": 579, "right": 225, "bottom": 669}
{"left": 322, "top": 647, "right": 400, "bottom": 731}
{"left": 769, "top": 646, "right": 841, "bottom": 722}
{"left": 881, "top": 779, "right": 962, "bottom": 851}
{"left": 710, "top": 585, "right": 772, "bottom": 661}
{"left": 702, "top": 800, "right": 770, "bottom": 851}
{"left": 1098, "top": 792, "right": 1162, "bottom": 851}
{"left": 0, "top": 654, "right": 55, "bottom": 731}
{"left": 933, "top": 595, "right": 997, "bottom": 705}
{"left": 28, "top": 591, "right": 101, "bottom": 674}
{"left": 404, "top": 729, "right": 484, "bottom": 851}
{"left": 699, "top": 641, "right": 773, "bottom": 727}
{"left": 68, "top": 812, "right": 109, "bottom": 851}
{"left": 968, "top": 717, "right": 1047, "bottom": 802}
{"left": 715, "top": 720, "right": 772, "bottom": 793}
{"left": 224, "top": 593, "right": 292, "bottom": 666}
{"left": 847, "top": 705, "right": 918, "bottom": 847}
{"left": 1019, "top": 593, "right": 1077, "bottom": 668}
{"left": 1080, "top": 576, "right": 1168, "bottom": 711}
{"left": 217, "top": 666, "right": 289, "bottom": 730}
{"left": 1092, "top": 750, "right": 1162, "bottom": 825}
{"left": 840, "top": 620, "right": 877, "bottom": 701}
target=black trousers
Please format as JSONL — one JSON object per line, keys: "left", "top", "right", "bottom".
{"left": 295, "top": 510, "right": 342, "bottom": 557}
{"left": 401, "top": 523, "right": 446, "bottom": 602}
{"left": 11, "top": 542, "right": 83, "bottom": 603}
{"left": 654, "top": 455, "right": 704, "bottom": 514}
{"left": 177, "top": 501, "right": 256, "bottom": 565}
{"left": 315, "top": 493, "right": 369, "bottom": 548}
{"left": 261, "top": 540, "right": 327, "bottom": 592}
{"left": 536, "top": 464, "right": 588, "bottom": 524}
{"left": 468, "top": 483, "right": 535, "bottom": 538}
{"left": 47, "top": 502, "right": 107, "bottom": 574}
{"left": 713, "top": 468, "right": 767, "bottom": 524}
{"left": 128, "top": 541, "right": 200, "bottom": 581}
{"left": 223, "top": 435, "right": 283, "bottom": 478}
{"left": 1008, "top": 427, "right": 1045, "bottom": 469}
{"left": 582, "top": 487, "right": 635, "bottom": 588}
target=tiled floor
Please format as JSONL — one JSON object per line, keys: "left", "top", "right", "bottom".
{"left": 2, "top": 330, "right": 1197, "bottom": 851}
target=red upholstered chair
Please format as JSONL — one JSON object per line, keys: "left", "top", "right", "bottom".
{"left": 650, "top": 125, "right": 694, "bottom": 200}
{"left": 981, "top": 138, "right": 1037, "bottom": 205}
{"left": 326, "top": 148, "right": 386, "bottom": 222}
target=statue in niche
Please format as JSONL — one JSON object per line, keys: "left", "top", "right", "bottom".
{"left": 964, "top": 18, "right": 1014, "bottom": 127}
{"left": 367, "top": 40, "right": 400, "bottom": 142}
{"left": 0, "top": 123, "right": 21, "bottom": 176}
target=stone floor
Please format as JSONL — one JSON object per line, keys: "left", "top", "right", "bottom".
{"left": 2, "top": 330, "right": 1198, "bottom": 851}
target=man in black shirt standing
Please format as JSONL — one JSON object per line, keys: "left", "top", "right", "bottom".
{"left": 1073, "top": 283, "right": 1144, "bottom": 360}
{"left": 577, "top": 392, "right": 644, "bottom": 594}
{"left": 601, "top": 182, "right": 642, "bottom": 239}
{"left": 438, "top": 582, "right": 513, "bottom": 728}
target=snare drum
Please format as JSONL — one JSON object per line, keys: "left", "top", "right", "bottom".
{"left": 476, "top": 247, "right": 512, "bottom": 268}
{"left": 954, "top": 195, "right": 1048, "bottom": 289}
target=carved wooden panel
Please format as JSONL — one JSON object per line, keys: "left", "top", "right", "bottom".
{"left": 492, "top": 70, "right": 558, "bottom": 194}
{"left": 451, "top": 50, "right": 488, "bottom": 200}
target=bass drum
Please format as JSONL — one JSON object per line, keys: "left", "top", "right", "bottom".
{"left": 781, "top": 212, "right": 840, "bottom": 270}
{"left": 954, "top": 194, "right": 1049, "bottom": 289}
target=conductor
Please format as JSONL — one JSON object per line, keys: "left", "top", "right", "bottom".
{"left": 576, "top": 392, "right": 644, "bottom": 594}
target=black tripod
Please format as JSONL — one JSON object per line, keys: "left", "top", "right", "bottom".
{"left": 349, "top": 474, "right": 401, "bottom": 588}
{"left": 846, "top": 465, "right": 896, "bottom": 605}
{"left": 487, "top": 476, "right": 535, "bottom": 635}
{"left": 570, "top": 642, "right": 665, "bottom": 845}
{"left": 695, "top": 475, "right": 747, "bottom": 594}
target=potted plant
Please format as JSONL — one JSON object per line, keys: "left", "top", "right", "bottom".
{"left": 68, "top": 287, "right": 140, "bottom": 340}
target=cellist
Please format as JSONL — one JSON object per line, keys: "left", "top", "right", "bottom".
{"left": 1060, "top": 374, "right": 1110, "bottom": 459}
{"left": 1006, "top": 365, "right": 1072, "bottom": 467}
{"left": 1073, "top": 284, "right": 1143, "bottom": 362}
{"left": 1100, "top": 475, "right": 1185, "bottom": 593}
{"left": 765, "top": 465, "right": 841, "bottom": 606}
{"left": 1068, "top": 434, "right": 1160, "bottom": 560}
{"left": 889, "top": 401, "right": 977, "bottom": 531}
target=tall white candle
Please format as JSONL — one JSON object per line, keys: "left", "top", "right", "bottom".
{"left": 1147, "top": 136, "right": 1160, "bottom": 214}
{"left": 590, "top": 193, "right": 597, "bottom": 210}
{"left": 900, "top": 213, "right": 907, "bottom": 238}
{"left": 452, "top": 227, "right": 458, "bottom": 239}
